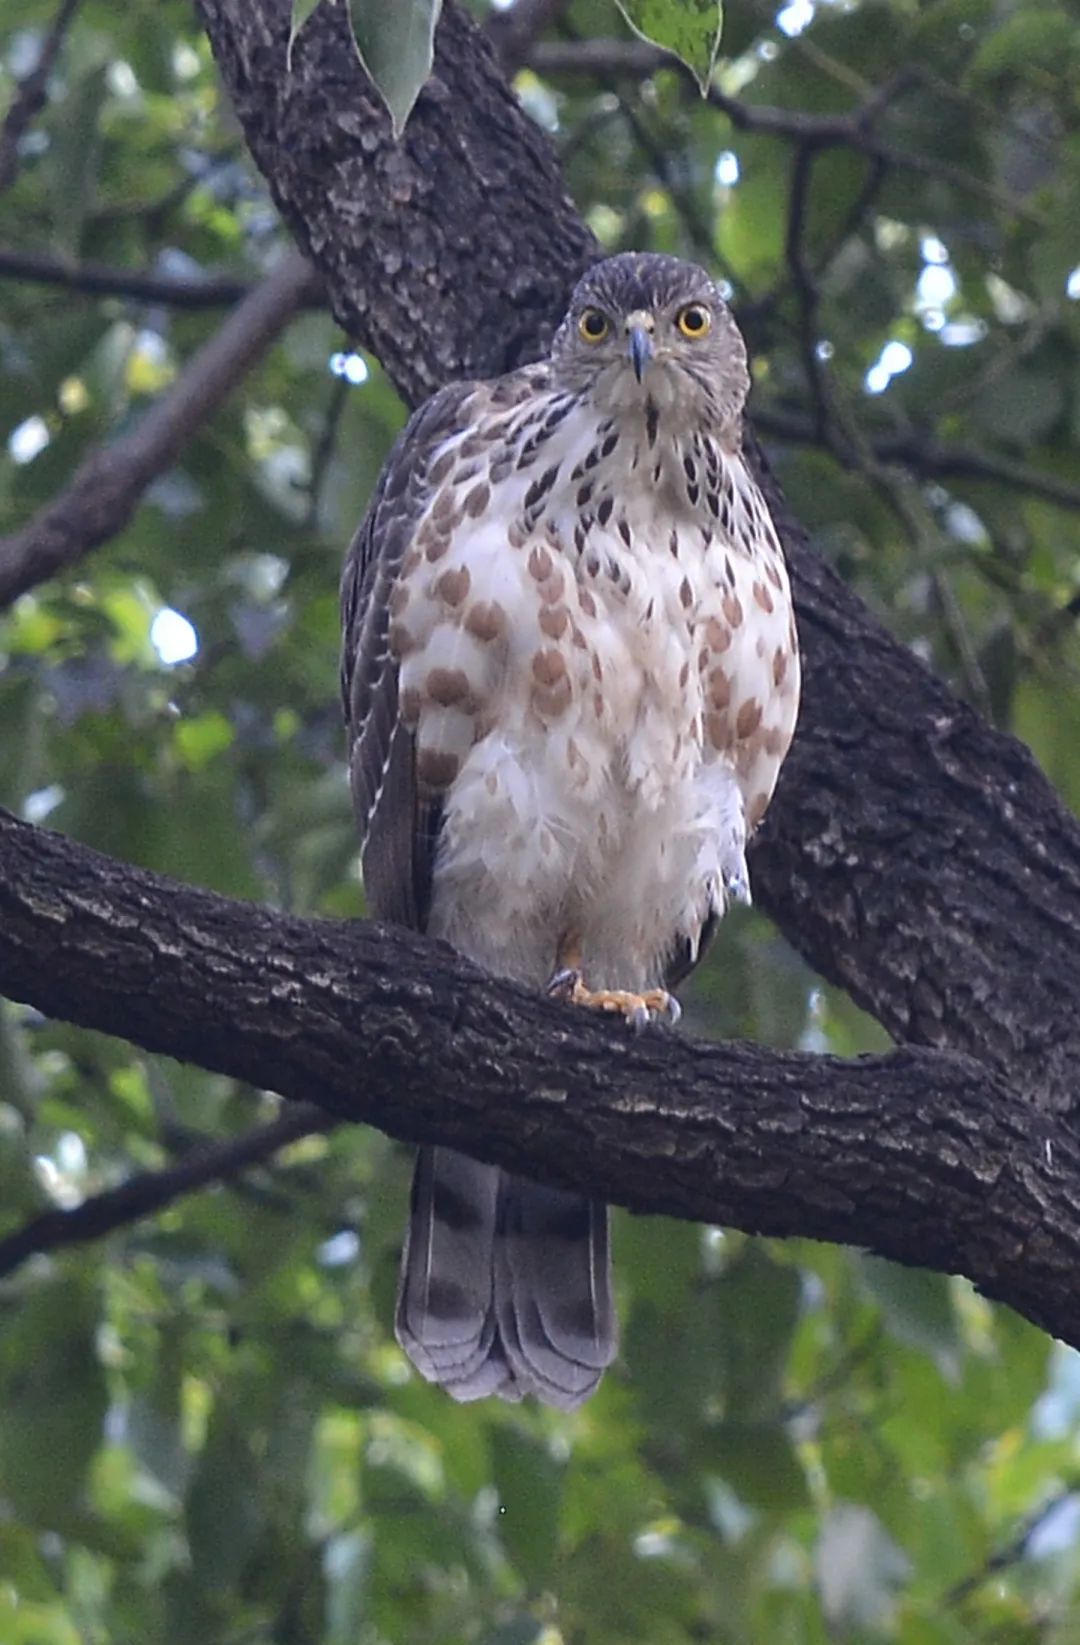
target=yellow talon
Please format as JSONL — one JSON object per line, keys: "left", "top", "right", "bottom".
{"left": 546, "top": 968, "right": 681, "bottom": 1031}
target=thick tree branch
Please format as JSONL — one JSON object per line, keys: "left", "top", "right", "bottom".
{"left": 192, "top": 0, "right": 1080, "bottom": 1116}
{"left": 0, "top": 1101, "right": 331, "bottom": 1278}
{"left": 0, "top": 249, "right": 319, "bottom": 609}
{"left": 0, "top": 805, "right": 1076, "bottom": 1349}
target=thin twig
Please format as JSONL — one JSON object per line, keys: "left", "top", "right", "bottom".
{"left": 1029, "top": 588, "right": 1080, "bottom": 654}
{"left": 785, "top": 142, "right": 830, "bottom": 440}
{"left": 935, "top": 305, "right": 1058, "bottom": 416}
{"left": 752, "top": 405, "right": 1080, "bottom": 514}
{"left": 856, "top": 444, "right": 994, "bottom": 715}
{"left": 0, "top": 1104, "right": 334, "bottom": 1280}
{"left": 825, "top": 153, "right": 887, "bottom": 261}
{"left": 554, "top": 24, "right": 718, "bottom": 266}
{"left": 487, "top": 0, "right": 573, "bottom": 76}
{"left": 944, "top": 1482, "right": 1080, "bottom": 1607}
{"left": 781, "top": 361, "right": 996, "bottom": 712}
{"left": 91, "top": 142, "right": 244, "bottom": 233}
{"left": 0, "top": 0, "right": 82, "bottom": 193}
{"left": 0, "top": 244, "right": 292, "bottom": 309}
{"left": 616, "top": 96, "right": 717, "bottom": 265}
{"left": 528, "top": 42, "right": 1038, "bottom": 220}
{"left": 738, "top": 149, "right": 887, "bottom": 331}
{"left": 930, "top": 564, "right": 994, "bottom": 719}
{"left": 306, "top": 370, "right": 350, "bottom": 531}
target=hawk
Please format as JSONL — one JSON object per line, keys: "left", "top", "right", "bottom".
{"left": 341, "top": 252, "right": 800, "bottom": 1408}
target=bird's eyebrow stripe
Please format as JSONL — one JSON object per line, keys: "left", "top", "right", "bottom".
{"left": 577, "top": 282, "right": 716, "bottom": 314}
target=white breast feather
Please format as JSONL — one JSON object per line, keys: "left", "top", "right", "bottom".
{"left": 390, "top": 399, "right": 799, "bottom": 991}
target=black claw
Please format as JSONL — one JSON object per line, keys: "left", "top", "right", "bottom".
{"left": 546, "top": 966, "right": 581, "bottom": 1000}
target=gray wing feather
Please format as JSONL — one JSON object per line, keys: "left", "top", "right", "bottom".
{"left": 341, "top": 381, "right": 477, "bottom": 930}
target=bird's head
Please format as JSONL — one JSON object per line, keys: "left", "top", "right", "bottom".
{"left": 550, "top": 252, "right": 750, "bottom": 435}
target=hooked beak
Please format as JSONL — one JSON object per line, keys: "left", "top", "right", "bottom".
{"left": 627, "top": 323, "right": 654, "bottom": 383}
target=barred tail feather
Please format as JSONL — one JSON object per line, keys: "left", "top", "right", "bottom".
{"left": 395, "top": 1147, "right": 616, "bottom": 1409}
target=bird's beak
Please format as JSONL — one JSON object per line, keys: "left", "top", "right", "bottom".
{"left": 627, "top": 319, "right": 654, "bottom": 383}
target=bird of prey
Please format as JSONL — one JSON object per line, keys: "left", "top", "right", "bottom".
{"left": 341, "top": 252, "right": 800, "bottom": 1409}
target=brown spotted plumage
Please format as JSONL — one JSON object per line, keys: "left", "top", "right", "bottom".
{"left": 341, "top": 252, "right": 800, "bottom": 1409}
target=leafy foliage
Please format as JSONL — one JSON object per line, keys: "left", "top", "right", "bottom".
{"left": 343, "top": 0, "right": 442, "bottom": 136}
{"left": 615, "top": 0, "right": 725, "bottom": 93}
{"left": 1, "top": 0, "right": 1079, "bottom": 1641}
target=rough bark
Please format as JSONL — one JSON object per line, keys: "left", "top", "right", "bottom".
{"left": 2, "top": 805, "right": 1077, "bottom": 1348}
{"left": 192, "top": 0, "right": 1080, "bottom": 1112}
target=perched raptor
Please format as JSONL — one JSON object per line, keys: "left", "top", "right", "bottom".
{"left": 341, "top": 252, "right": 800, "bottom": 1408}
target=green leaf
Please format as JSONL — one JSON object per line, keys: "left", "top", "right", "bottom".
{"left": 346, "top": 0, "right": 442, "bottom": 138}
{"left": 857, "top": 1257, "right": 964, "bottom": 1380}
{"left": 47, "top": 63, "right": 109, "bottom": 256}
{"left": 713, "top": 1245, "right": 802, "bottom": 1421}
{"left": 968, "top": 365, "right": 1066, "bottom": 447}
{"left": 288, "top": 0, "right": 326, "bottom": 69}
{"left": 967, "top": 5, "right": 1076, "bottom": 90}
{"left": 703, "top": 1422, "right": 810, "bottom": 1513}
{"left": 714, "top": 136, "right": 786, "bottom": 283}
{"left": 174, "top": 709, "right": 234, "bottom": 770}
{"left": 490, "top": 1424, "right": 564, "bottom": 1587}
{"left": 614, "top": 0, "right": 724, "bottom": 95}
{"left": 184, "top": 1401, "right": 263, "bottom": 1591}
{"left": 0, "top": 1275, "right": 108, "bottom": 1526}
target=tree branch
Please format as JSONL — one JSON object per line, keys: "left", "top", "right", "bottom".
{"left": 0, "top": 244, "right": 313, "bottom": 309}
{"left": 0, "top": 1101, "right": 332, "bottom": 1279}
{"left": 943, "top": 1481, "right": 1080, "bottom": 1608}
{"left": 784, "top": 143, "right": 830, "bottom": 440}
{"left": 0, "top": 804, "right": 1076, "bottom": 1351}
{"left": 0, "top": 0, "right": 81, "bottom": 194}
{"left": 487, "top": 0, "right": 572, "bottom": 76}
{"left": 0, "top": 249, "right": 320, "bottom": 609}
{"left": 752, "top": 405, "right": 1080, "bottom": 514}
{"left": 527, "top": 43, "right": 1030, "bottom": 218}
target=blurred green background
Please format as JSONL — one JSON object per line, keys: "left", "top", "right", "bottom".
{"left": 2, "top": 0, "right": 1080, "bottom": 1639}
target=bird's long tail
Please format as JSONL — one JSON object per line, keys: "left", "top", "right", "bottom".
{"left": 395, "top": 1146, "right": 616, "bottom": 1408}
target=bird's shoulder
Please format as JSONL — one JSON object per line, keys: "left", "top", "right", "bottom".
{"left": 340, "top": 363, "right": 552, "bottom": 722}
{"left": 343, "top": 366, "right": 549, "bottom": 595}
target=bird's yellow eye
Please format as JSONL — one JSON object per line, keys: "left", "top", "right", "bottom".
{"left": 579, "top": 307, "right": 610, "bottom": 343}
{"left": 676, "top": 304, "right": 711, "bottom": 339}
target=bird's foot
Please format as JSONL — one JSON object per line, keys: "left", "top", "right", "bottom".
{"left": 546, "top": 968, "right": 681, "bottom": 1032}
